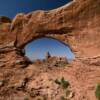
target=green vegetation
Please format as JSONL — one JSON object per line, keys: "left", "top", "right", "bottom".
{"left": 55, "top": 79, "right": 61, "bottom": 85}
{"left": 58, "top": 63, "right": 69, "bottom": 68}
{"left": 60, "top": 96, "right": 66, "bottom": 100}
{"left": 43, "top": 96, "right": 47, "bottom": 100}
{"left": 55, "top": 77, "right": 71, "bottom": 99}
{"left": 24, "top": 97, "right": 29, "bottom": 100}
{"left": 37, "top": 98, "right": 41, "bottom": 100}
{"left": 36, "top": 96, "right": 47, "bottom": 100}
{"left": 61, "top": 77, "right": 70, "bottom": 89}
{"left": 0, "top": 24, "right": 3, "bottom": 29}
{"left": 95, "top": 83, "right": 100, "bottom": 100}
{"left": 55, "top": 77, "right": 70, "bottom": 89}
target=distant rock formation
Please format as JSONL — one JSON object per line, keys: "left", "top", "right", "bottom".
{"left": 45, "top": 52, "right": 51, "bottom": 59}
{"left": 34, "top": 54, "right": 68, "bottom": 68}
{"left": 44, "top": 56, "right": 68, "bottom": 67}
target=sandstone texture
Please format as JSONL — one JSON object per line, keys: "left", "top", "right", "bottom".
{"left": 0, "top": 0, "right": 100, "bottom": 100}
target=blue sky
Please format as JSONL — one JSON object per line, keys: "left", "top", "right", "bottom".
{"left": 0, "top": 0, "right": 72, "bottom": 18}
{"left": 25, "top": 38, "right": 75, "bottom": 61}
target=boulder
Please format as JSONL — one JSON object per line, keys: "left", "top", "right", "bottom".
{"left": 0, "top": 16, "right": 11, "bottom": 23}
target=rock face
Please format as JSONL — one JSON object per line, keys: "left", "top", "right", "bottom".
{"left": 0, "top": 0, "right": 100, "bottom": 100}
{"left": 0, "top": 16, "right": 11, "bottom": 23}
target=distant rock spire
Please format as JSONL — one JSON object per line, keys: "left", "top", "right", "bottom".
{"left": 45, "top": 52, "right": 51, "bottom": 59}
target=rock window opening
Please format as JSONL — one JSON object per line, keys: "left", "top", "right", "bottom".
{"left": 23, "top": 37, "right": 75, "bottom": 66}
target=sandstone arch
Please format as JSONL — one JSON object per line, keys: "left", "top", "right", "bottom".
{"left": 0, "top": 0, "right": 100, "bottom": 58}
{"left": 0, "top": 0, "right": 100, "bottom": 100}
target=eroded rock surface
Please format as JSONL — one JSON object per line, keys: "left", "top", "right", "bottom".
{"left": 0, "top": 0, "right": 100, "bottom": 100}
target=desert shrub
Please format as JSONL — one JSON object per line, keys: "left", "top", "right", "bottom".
{"left": 55, "top": 79, "right": 61, "bottom": 85}
{"left": 37, "top": 98, "right": 41, "bottom": 100}
{"left": 24, "top": 97, "right": 29, "bottom": 100}
{"left": 95, "top": 83, "right": 100, "bottom": 100}
{"left": 37, "top": 96, "right": 47, "bottom": 100}
{"left": 61, "top": 77, "right": 70, "bottom": 89}
{"left": 43, "top": 96, "right": 47, "bottom": 100}
{"left": 55, "top": 77, "right": 70, "bottom": 89}
{"left": 60, "top": 96, "right": 65, "bottom": 100}
{"left": 0, "top": 24, "right": 3, "bottom": 29}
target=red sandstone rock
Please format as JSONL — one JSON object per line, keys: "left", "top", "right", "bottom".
{"left": 0, "top": 0, "right": 100, "bottom": 100}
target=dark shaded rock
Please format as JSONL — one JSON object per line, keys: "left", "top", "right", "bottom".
{"left": 0, "top": 16, "right": 11, "bottom": 23}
